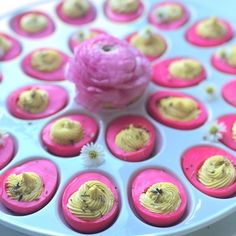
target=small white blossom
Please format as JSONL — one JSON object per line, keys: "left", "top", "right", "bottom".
{"left": 80, "top": 143, "right": 105, "bottom": 167}
{"left": 204, "top": 84, "right": 218, "bottom": 101}
{"left": 204, "top": 121, "right": 226, "bottom": 142}
{"left": 0, "top": 129, "right": 9, "bottom": 147}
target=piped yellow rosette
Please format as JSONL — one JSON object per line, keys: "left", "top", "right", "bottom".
{"left": 109, "top": 0, "right": 139, "bottom": 13}
{"left": 0, "top": 36, "right": 12, "bottom": 55}
{"left": 20, "top": 13, "right": 48, "bottom": 33}
{"left": 6, "top": 172, "right": 43, "bottom": 201}
{"left": 31, "top": 49, "right": 62, "bottom": 72}
{"left": 196, "top": 17, "right": 226, "bottom": 39}
{"left": 17, "top": 88, "right": 49, "bottom": 114}
{"left": 115, "top": 124, "right": 150, "bottom": 152}
{"left": 169, "top": 59, "right": 202, "bottom": 80}
{"left": 130, "top": 28, "right": 166, "bottom": 57}
{"left": 50, "top": 118, "right": 83, "bottom": 145}
{"left": 67, "top": 180, "right": 114, "bottom": 220}
{"left": 155, "top": 4, "right": 183, "bottom": 23}
{"left": 140, "top": 182, "right": 181, "bottom": 214}
{"left": 62, "top": 0, "right": 90, "bottom": 18}
{"left": 158, "top": 97, "right": 200, "bottom": 122}
{"left": 198, "top": 155, "right": 236, "bottom": 188}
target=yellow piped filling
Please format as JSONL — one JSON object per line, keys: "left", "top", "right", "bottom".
{"left": 62, "top": 0, "right": 90, "bottom": 18}
{"left": 50, "top": 118, "right": 83, "bottom": 145}
{"left": 109, "top": 0, "right": 139, "bottom": 13}
{"left": 67, "top": 180, "right": 114, "bottom": 220}
{"left": 169, "top": 59, "right": 202, "bottom": 80}
{"left": 155, "top": 4, "right": 183, "bottom": 23}
{"left": 140, "top": 182, "right": 181, "bottom": 214}
{"left": 115, "top": 124, "right": 150, "bottom": 152}
{"left": 0, "top": 36, "right": 12, "bottom": 55}
{"left": 158, "top": 97, "right": 200, "bottom": 122}
{"left": 198, "top": 155, "right": 236, "bottom": 189}
{"left": 218, "top": 45, "right": 236, "bottom": 67}
{"left": 6, "top": 172, "right": 43, "bottom": 201}
{"left": 20, "top": 13, "right": 48, "bottom": 33}
{"left": 130, "top": 29, "right": 166, "bottom": 57}
{"left": 31, "top": 49, "right": 62, "bottom": 72}
{"left": 17, "top": 88, "right": 49, "bottom": 114}
{"left": 196, "top": 17, "right": 226, "bottom": 39}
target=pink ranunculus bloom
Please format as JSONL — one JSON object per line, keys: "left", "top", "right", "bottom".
{"left": 65, "top": 34, "right": 151, "bottom": 111}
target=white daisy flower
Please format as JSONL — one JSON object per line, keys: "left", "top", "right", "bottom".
{"left": 80, "top": 142, "right": 105, "bottom": 167}
{"left": 204, "top": 84, "right": 218, "bottom": 101}
{"left": 0, "top": 129, "right": 9, "bottom": 147}
{"left": 204, "top": 121, "right": 227, "bottom": 142}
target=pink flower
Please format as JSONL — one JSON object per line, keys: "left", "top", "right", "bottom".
{"left": 65, "top": 34, "right": 151, "bottom": 110}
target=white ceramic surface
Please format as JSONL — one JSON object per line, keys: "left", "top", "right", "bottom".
{"left": 1, "top": 0, "right": 236, "bottom": 236}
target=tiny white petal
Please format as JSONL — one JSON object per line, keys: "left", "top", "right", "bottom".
{"left": 216, "top": 132, "right": 223, "bottom": 140}
{"left": 204, "top": 84, "right": 218, "bottom": 101}
{"left": 209, "top": 134, "right": 216, "bottom": 142}
{"left": 204, "top": 121, "right": 226, "bottom": 143}
{"left": 218, "top": 122, "right": 227, "bottom": 132}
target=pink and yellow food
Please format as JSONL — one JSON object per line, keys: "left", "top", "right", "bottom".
{"left": 182, "top": 145, "right": 236, "bottom": 198}
{"left": 41, "top": 114, "right": 98, "bottom": 157}
{"left": 148, "top": 2, "right": 189, "bottom": 30}
{"left": 126, "top": 28, "right": 167, "bottom": 61}
{"left": 147, "top": 91, "right": 208, "bottom": 130}
{"left": 0, "top": 33, "right": 22, "bottom": 61}
{"left": 69, "top": 28, "right": 106, "bottom": 52}
{"left": 212, "top": 45, "right": 236, "bottom": 74}
{"left": 106, "top": 115, "right": 156, "bottom": 162}
{"left": 7, "top": 84, "right": 68, "bottom": 120}
{"left": 131, "top": 168, "right": 187, "bottom": 226}
{"left": 0, "top": 133, "right": 15, "bottom": 170}
{"left": 10, "top": 11, "right": 55, "bottom": 38}
{"left": 222, "top": 80, "right": 236, "bottom": 107}
{"left": 186, "top": 17, "right": 233, "bottom": 47}
{"left": 152, "top": 57, "right": 206, "bottom": 88}
{"left": 56, "top": 0, "right": 96, "bottom": 25}
{"left": 62, "top": 172, "right": 120, "bottom": 233}
{"left": 0, "top": 159, "right": 58, "bottom": 214}
{"left": 21, "top": 48, "right": 68, "bottom": 81}
{"left": 217, "top": 114, "right": 236, "bottom": 151}
{"left": 104, "top": 0, "right": 144, "bottom": 23}
{"left": 66, "top": 34, "right": 151, "bottom": 111}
